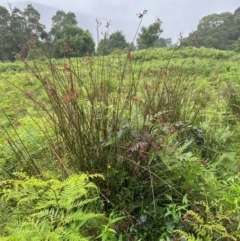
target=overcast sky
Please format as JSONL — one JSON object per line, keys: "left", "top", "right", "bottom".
{"left": 1, "top": 0, "right": 240, "bottom": 43}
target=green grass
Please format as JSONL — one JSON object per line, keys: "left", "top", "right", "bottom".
{"left": 1, "top": 47, "right": 240, "bottom": 240}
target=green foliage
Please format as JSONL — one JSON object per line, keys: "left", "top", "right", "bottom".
{"left": 0, "top": 172, "right": 112, "bottom": 240}
{"left": 153, "top": 37, "right": 172, "bottom": 48}
{"left": 0, "top": 4, "right": 46, "bottom": 61}
{"left": 53, "top": 25, "right": 95, "bottom": 57}
{"left": 137, "top": 20, "right": 163, "bottom": 49}
{"left": 49, "top": 10, "right": 95, "bottom": 58}
{"left": 0, "top": 6, "right": 11, "bottom": 61}
{"left": 22, "top": 4, "right": 45, "bottom": 37}
{"left": 183, "top": 7, "right": 240, "bottom": 50}
{"left": 51, "top": 10, "right": 78, "bottom": 37}
{"left": 0, "top": 114, "right": 56, "bottom": 179}
{"left": 132, "top": 46, "right": 235, "bottom": 63}
{"left": 224, "top": 83, "right": 240, "bottom": 124}
{"left": 234, "top": 38, "right": 240, "bottom": 52}
{"left": 158, "top": 195, "right": 189, "bottom": 240}
{"left": 97, "top": 31, "right": 128, "bottom": 55}
{"left": 1, "top": 38, "right": 240, "bottom": 240}
{"left": 0, "top": 62, "right": 25, "bottom": 72}
{"left": 176, "top": 200, "right": 240, "bottom": 240}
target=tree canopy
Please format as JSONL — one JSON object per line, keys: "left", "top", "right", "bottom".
{"left": 50, "top": 10, "right": 78, "bottom": 37}
{"left": 50, "top": 10, "right": 94, "bottom": 58}
{"left": 1, "top": 3, "right": 240, "bottom": 61}
{"left": 97, "top": 30, "right": 128, "bottom": 55}
{"left": 0, "top": 5, "right": 96, "bottom": 60}
{"left": 0, "top": 6, "right": 11, "bottom": 61}
{"left": 137, "top": 21, "right": 163, "bottom": 49}
{"left": 0, "top": 4, "right": 46, "bottom": 61}
{"left": 182, "top": 9, "right": 240, "bottom": 50}
{"left": 53, "top": 24, "right": 95, "bottom": 57}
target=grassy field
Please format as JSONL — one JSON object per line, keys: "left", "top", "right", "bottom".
{"left": 1, "top": 46, "right": 240, "bottom": 240}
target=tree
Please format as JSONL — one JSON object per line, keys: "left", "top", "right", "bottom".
{"left": 235, "top": 37, "right": 240, "bottom": 52}
{"left": 23, "top": 4, "right": 45, "bottom": 37}
{"left": 21, "top": 4, "right": 46, "bottom": 57}
{"left": 53, "top": 25, "right": 95, "bottom": 58}
{"left": 0, "top": 4, "right": 46, "bottom": 61}
{"left": 0, "top": 6, "right": 11, "bottom": 61}
{"left": 234, "top": 7, "right": 240, "bottom": 42}
{"left": 11, "top": 4, "right": 46, "bottom": 58}
{"left": 153, "top": 37, "right": 172, "bottom": 48}
{"left": 137, "top": 21, "right": 163, "bottom": 49}
{"left": 182, "top": 9, "right": 240, "bottom": 50}
{"left": 234, "top": 7, "right": 240, "bottom": 23}
{"left": 109, "top": 31, "right": 128, "bottom": 50}
{"left": 51, "top": 10, "right": 77, "bottom": 37}
{"left": 97, "top": 30, "right": 128, "bottom": 55}
{"left": 50, "top": 10, "right": 94, "bottom": 58}
{"left": 10, "top": 7, "right": 27, "bottom": 55}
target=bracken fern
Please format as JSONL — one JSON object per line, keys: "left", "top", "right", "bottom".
{"left": 175, "top": 201, "right": 240, "bottom": 241}
{"left": 0, "top": 172, "right": 113, "bottom": 240}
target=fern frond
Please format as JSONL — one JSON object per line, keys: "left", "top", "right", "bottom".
{"left": 175, "top": 229, "right": 206, "bottom": 241}
{"left": 184, "top": 210, "right": 204, "bottom": 224}
{"left": 0, "top": 172, "right": 109, "bottom": 240}
{"left": 178, "top": 201, "right": 239, "bottom": 241}
{"left": 70, "top": 212, "right": 105, "bottom": 224}
{"left": 62, "top": 230, "right": 88, "bottom": 241}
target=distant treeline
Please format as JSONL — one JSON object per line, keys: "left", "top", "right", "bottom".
{"left": 0, "top": 4, "right": 240, "bottom": 61}
{"left": 182, "top": 7, "right": 240, "bottom": 52}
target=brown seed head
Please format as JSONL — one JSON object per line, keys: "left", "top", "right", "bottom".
{"left": 136, "top": 9, "right": 147, "bottom": 19}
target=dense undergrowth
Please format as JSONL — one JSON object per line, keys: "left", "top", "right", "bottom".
{"left": 1, "top": 40, "right": 240, "bottom": 240}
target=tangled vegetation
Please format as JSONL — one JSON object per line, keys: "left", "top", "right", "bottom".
{"left": 1, "top": 7, "right": 240, "bottom": 239}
